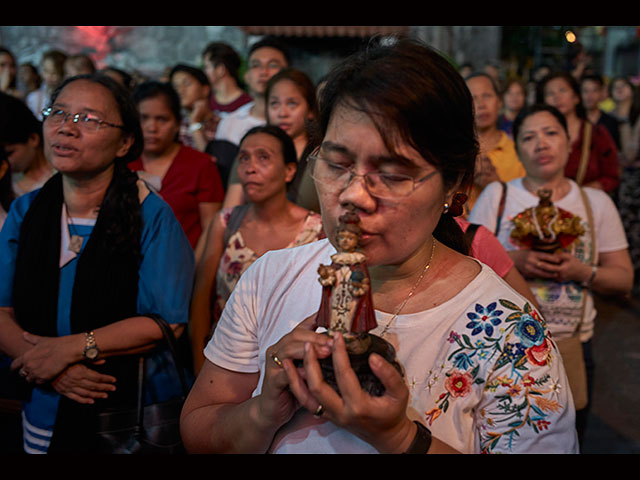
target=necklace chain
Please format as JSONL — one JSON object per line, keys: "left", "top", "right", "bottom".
{"left": 379, "top": 237, "right": 436, "bottom": 337}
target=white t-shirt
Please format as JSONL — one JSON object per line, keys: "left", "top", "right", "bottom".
{"left": 215, "top": 101, "right": 265, "bottom": 146}
{"left": 469, "top": 178, "right": 628, "bottom": 342}
{"left": 205, "top": 238, "right": 578, "bottom": 454}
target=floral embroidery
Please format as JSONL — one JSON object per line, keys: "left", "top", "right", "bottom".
{"left": 466, "top": 302, "right": 503, "bottom": 336}
{"left": 424, "top": 299, "right": 564, "bottom": 453}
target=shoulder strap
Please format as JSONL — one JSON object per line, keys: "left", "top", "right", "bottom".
{"left": 223, "top": 204, "right": 250, "bottom": 246}
{"left": 463, "top": 223, "right": 481, "bottom": 254}
{"left": 575, "top": 121, "right": 593, "bottom": 186}
{"left": 494, "top": 181, "right": 507, "bottom": 236}
{"left": 578, "top": 186, "right": 597, "bottom": 266}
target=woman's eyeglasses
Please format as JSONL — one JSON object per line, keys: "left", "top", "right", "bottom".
{"left": 41, "top": 107, "right": 125, "bottom": 132}
{"left": 307, "top": 148, "right": 437, "bottom": 199}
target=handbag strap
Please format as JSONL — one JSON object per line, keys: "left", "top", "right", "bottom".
{"left": 145, "top": 314, "right": 190, "bottom": 396}
{"left": 575, "top": 121, "right": 592, "bottom": 186}
{"left": 575, "top": 186, "right": 597, "bottom": 330}
{"left": 134, "top": 314, "right": 190, "bottom": 431}
{"left": 494, "top": 181, "right": 507, "bottom": 236}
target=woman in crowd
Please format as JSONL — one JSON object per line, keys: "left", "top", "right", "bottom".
{"left": 128, "top": 81, "right": 224, "bottom": 254}
{"left": 180, "top": 38, "right": 577, "bottom": 454}
{"left": 469, "top": 103, "right": 633, "bottom": 445}
{"left": 0, "top": 92, "right": 55, "bottom": 197}
{"left": 612, "top": 77, "right": 640, "bottom": 296}
{"left": 26, "top": 50, "right": 67, "bottom": 120}
{"left": 170, "top": 64, "right": 218, "bottom": 152}
{"left": 0, "top": 47, "right": 21, "bottom": 99}
{"left": 189, "top": 125, "right": 324, "bottom": 374}
{"left": 537, "top": 71, "right": 619, "bottom": 193}
{"left": 464, "top": 72, "right": 525, "bottom": 213}
{"left": 223, "top": 67, "right": 320, "bottom": 211}
{"left": 266, "top": 67, "right": 318, "bottom": 161}
{"left": 17, "top": 63, "right": 41, "bottom": 99}
{"left": 0, "top": 74, "right": 194, "bottom": 453}
{"left": 498, "top": 78, "right": 527, "bottom": 138}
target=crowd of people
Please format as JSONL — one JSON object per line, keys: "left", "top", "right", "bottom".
{"left": 0, "top": 34, "right": 637, "bottom": 454}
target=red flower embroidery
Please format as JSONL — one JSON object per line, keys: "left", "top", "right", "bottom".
{"left": 445, "top": 370, "right": 473, "bottom": 398}
{"left": 525, "top": 337, "right": 552, "bottom": 366}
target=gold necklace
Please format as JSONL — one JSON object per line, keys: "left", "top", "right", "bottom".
{"left": 64, "top": 203, "right": 84, "bottom": 254}
{"left": 379, "top": 237, "right": 436, "bottom": 338}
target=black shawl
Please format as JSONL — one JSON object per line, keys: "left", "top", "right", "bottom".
{"left": 12, "top": 172, "right": 142, "bottom": 452}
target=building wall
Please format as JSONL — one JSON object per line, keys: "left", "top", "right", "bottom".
{"left": 0, "top": 26, "right": 503, "bottom": 83}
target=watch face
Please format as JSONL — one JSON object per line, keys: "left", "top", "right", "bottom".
{"left": 85, "top": 347, "right": 99, "bottom": 360}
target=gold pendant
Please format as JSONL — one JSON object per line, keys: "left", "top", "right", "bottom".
{"left": 69, "top": 235, "right": 84, "bottom": 254}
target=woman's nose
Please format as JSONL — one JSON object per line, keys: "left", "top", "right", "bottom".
{"left": 338, "top": 174, "right": 376, "bottom": 214}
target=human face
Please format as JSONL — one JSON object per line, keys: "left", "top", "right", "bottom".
{"left": 237, "top": 132, "right": 295, "bottom": 203}
{"left": 267, "top": 79, "right": 312, "bottom": 140}
{"left": 138, "top": 95, "right": 180, "bottom": 156}
{"left": 516, "top": 111, "right": 569, "bottom": 182}
{"left": 41, "top": 58, "right": 63, "bottom": 90}
{"left": 316, "top": 104, "right": 448, "bottom": 267}
{"left": 580, "top": 79, "right": 603, "bottom": 111}
{"left": 171, "top": 71, "right": 209, "bottom": 109}
{"left": 611, "top": 78, "right": 633, "bottom": 103}
{"left": 543, "top": 77, "right": 580, "bottom": 116}
{"left": 0, "top": 52, "right": 16, "bottom": 85}
{"left": 244, "top": 47, "right": 288, "bottom": 96}
{"left": 503, "top": 82, "right": 526, "bottom": 113}
{"left": 43, "top": 79, "right": 133, "bottom": 178}
{"left": 3, "top": 134, "right": 39, "bottom": 173}
{"left": 467, "top": 75, "right": 501, "bottom": 131}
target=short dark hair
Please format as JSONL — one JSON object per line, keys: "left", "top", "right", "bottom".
{"left": 202, "top": 42, "right": 242, "bottom": 82}
{"left": 0, "top": 92, "right": 42, "bottom": 145}
{"left": 169, "top": 63, "right": 210, "bottom": 87}
{"left": 319, "top": 37, "right": 477, "bottom": 195}
{"left": 133, "top": 80, "right": 182, "bottom": 125}
{"left": 248, "top": 36, "right": 291, "bottom": 65}
{"left": 464, "top": 71, "right": 501, "bottom": 96}
{"left": 239, "top": 124, "right": 297, "bottom": 166}
{"left": 512, "top": 103, "right": 568, "bottom": 149}
{"left": 580, "top": 73, "right": 604, "bottom": 87}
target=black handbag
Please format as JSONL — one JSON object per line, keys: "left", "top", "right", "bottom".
{"left": 95, "top": 315, "right": 189, "bottom": 454}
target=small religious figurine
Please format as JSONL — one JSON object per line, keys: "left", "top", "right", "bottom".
{"left": 313, "top": 206, "right": 403, "bottom": 396}
{"left": 510, "top": 188, "right": 585, "bottom": 253}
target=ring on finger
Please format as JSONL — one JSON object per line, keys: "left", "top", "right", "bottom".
{"left": 313, "top": 404, "right": 324, "bottom": 418}
{"left": 270, "top": 352, "right": 283, "bottom": 368}
{"left": 19, "top": 369, "right": 28, "bottom": 378}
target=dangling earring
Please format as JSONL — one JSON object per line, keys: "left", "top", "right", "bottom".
{"left": 447, "top": 192, "right": 468, "bottom": 217}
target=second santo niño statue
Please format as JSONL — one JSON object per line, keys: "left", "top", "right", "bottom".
{"left": 313, "top": 206, "right": 403, "bottom": 396}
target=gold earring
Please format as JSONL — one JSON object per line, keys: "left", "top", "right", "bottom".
{"left": 443, "top": 202, "right": 450, "bottom": 214}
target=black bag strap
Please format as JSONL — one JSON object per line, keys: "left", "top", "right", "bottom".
{"left": 464, "top": 223, "right": 481, "bottom": 254}
{"left": 223, "top": 204, "right": 250, "bottom": 246}
{"left": 495, "top": 181, "right": 507, "bottom": 236}
{"left": 144, "top": 314, "right": 189, "bottom": 396}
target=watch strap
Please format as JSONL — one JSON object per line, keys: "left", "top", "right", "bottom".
{"left": 403, "top": 420, "right": 432, "bottom": 454}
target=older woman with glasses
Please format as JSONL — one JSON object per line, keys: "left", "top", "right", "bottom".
{"left": 0, "top": 74, "right": 194, "bottom": 453}
{"left": 180, "top": 39, "right": 578, "bottom": 454}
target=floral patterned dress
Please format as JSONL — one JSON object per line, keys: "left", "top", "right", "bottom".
{"left": 213, "top": 208, "right": 324, "bottom": 321}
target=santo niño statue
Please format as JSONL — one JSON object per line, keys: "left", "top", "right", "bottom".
{"left": 313, "top": 206, "right": 403, "bottom": 396}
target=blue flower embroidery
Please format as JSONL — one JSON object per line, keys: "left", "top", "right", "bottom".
{"left": 453, "top": 351, "right": 476, "bottom": 370}
{"left": 466, "top": 302, "right": 503, "bottom": 337}
{"left": 514, "top": 314, "right": 545, "bottom": 348}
